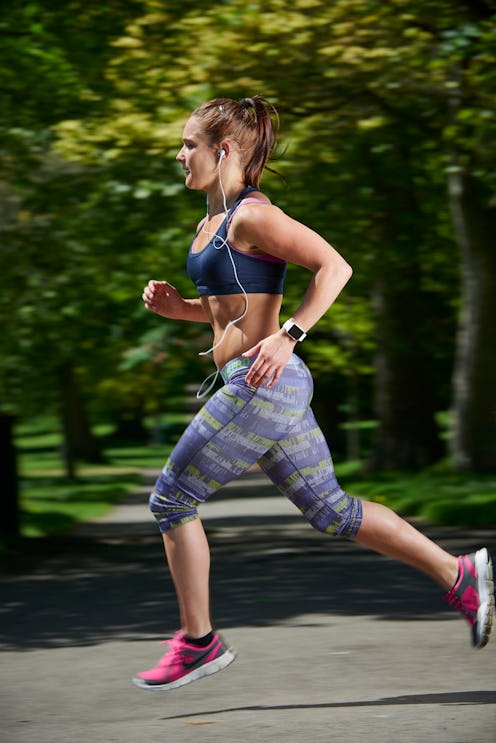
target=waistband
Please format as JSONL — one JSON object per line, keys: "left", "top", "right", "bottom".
{"left": 220, "top": 357, "right": 252, "bottom": 383}
{"left": 220, "top": 354, "right": 301, "bottom": 384}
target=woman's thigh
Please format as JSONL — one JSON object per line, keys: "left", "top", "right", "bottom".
{"left": 154, "top": 355, "right": 314, "bottom": 505}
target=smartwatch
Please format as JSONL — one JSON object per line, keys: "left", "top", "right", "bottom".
{"left": 282, "top": 319, "right": 307, "bottom": 342}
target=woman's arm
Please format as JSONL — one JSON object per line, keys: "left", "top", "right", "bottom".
{"left": 142, "top": 280, "right": 210, "bottom": 322}
{"left": 232, "top": 204, "right": 353, "bottom": 387}
{"left": 234, "top": 203, "right": 352, "bottom": 326}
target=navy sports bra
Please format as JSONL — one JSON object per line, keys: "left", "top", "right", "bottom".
{"left": 186, "top": 187, "right": 286, "bottom": 296}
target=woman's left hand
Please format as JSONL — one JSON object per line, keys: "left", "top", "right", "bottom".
{"left": 243, "top": 331, "right": 296, "bottom": 388}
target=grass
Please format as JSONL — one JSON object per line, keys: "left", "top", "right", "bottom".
{"left": 14, "top": 420, "right": 176, "bottom": 539}
{"left": 19, "top": 472, "right": 142, "bottom": 537}
{"left": 338, "top": 459, "right": 496, "bottom": 528}
{"left": 7, "top": 418, "right": 496, "bottom": 542}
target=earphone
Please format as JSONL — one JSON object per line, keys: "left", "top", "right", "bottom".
{"left": 218, "top": 148, "right": 226, "bottom": 160}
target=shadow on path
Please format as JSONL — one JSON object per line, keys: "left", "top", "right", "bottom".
{"left": 2, "top": 470, "right": 496, "bottom": 652}
{"left": 160, "top": 690, "right": 496, "bottom": 721}
{"left": 2, "top": 506, "right": 495, "bottom": 651}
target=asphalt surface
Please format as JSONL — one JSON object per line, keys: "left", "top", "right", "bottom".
{"left": 1, "top": 469, "right": 495, "bottom": 743}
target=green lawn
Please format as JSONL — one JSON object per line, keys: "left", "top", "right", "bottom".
{"left": 339, "top": 460, "right": 496, "bottom": 528}
{"left": 10, "top": 419, "right": 496, "bottom": 541}
{"left": 15, "top": 420, "right": 173, "bottom": 538}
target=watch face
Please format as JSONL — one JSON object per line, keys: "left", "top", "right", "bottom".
{"left": 289, "top": 324, "right": 304, "bottom": 340}
{"left": 283, "top": 320, "right": 306, "bottom": 341}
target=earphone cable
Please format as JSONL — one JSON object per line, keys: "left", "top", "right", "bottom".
{"left": 196, "top": 155, "right": 250, "bottom": 398}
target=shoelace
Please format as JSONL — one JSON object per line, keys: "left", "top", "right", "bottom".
{"left": 157, "top": 632, "right": 185, "bottom": 664}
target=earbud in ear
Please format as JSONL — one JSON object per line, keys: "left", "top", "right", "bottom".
{"left": 218, "top": 148, "right": 226, "bottom": 160}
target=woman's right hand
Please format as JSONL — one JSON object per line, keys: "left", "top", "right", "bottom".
{"left": 142, "top": 280, "right": 186, "bottom": 319}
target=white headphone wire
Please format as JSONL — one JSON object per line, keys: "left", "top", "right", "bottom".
{"left": 196, "top": 155, "right": 250, "bottom": 398}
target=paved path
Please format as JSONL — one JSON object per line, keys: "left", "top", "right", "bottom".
{"left": 1, "top": 470, "right": 495, "bottom": 742}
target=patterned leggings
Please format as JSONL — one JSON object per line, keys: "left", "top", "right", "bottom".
{"left": 149, "top": 354, "right": 362, "bottom": 538}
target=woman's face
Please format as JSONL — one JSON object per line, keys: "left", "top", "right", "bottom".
{"left": 176, "top": 116, "right": 218, "bottom": 191}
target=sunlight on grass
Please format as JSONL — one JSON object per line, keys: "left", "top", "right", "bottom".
{"left": 339, "top": 460, "right": 496, "bottom": 527}
{"left": 15, "top": 418, "right": 172, "bottom": 538}
{"left": 10, "top": 419, "right": 496, "bottom": 539}
{"left": 19, "top": 475, "right": 139, "bottom": 537}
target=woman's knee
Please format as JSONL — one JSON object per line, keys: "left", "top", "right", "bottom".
{"left": 303, "top": 491, "right": 363, "bottom": 539}
{"left": 148, "top": 468, "right": 200, "bottom": 533}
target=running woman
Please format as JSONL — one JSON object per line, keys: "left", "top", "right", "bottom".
{"left": 134, "top": 96, "right": 494, "bottom": 691}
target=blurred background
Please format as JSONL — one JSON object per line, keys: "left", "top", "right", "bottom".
{"left": 1, "top": 0, "right": 495, "bottom": 542}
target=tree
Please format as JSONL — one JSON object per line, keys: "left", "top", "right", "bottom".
{"left": 51, "top": 0, "right": 458, "bottom": 467}
{"left": 0, "top": 0, "right": 147, "bottom": 468}
{"left": 2, "top": 0, "right": 495, "bottom": 477}
{"left": 442, "top": 12, "right": 496, "bottom": 470}
{"left": 0, "top": 414, "right": 19, "bottom": 538}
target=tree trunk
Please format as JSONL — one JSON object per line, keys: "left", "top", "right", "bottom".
{"left": 448, "top": 170, "right": 496, "bottom": 471}
{"left": 58, "top": 363, "right": 104, "bottom": 472}
{"left": 364, "top": 138, "right": 445, "bottom": 470}
{"left": 312, "top": 375, "right": 347, "bottom": 458}
{"left": 113, "top": 412, "right": 148, "bottom": 442}
{"left": 372, "top": 280, "right": 444, "bottom": 469}
{"left": 0, "top": 413, "right": 20, "bottom": 537}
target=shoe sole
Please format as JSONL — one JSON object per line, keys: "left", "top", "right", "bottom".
{"left": 132, "top": 647, "right": 237, "bottom": 691}
{"left": 474, "top": 548, "right": 494, "bottom": 649}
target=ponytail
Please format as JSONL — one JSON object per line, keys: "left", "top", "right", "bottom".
{"left": 238, "top": 97, "right": 278, "bottom": 188}
{"left": 192, "top": 95, "right": 279, "bottom": 188}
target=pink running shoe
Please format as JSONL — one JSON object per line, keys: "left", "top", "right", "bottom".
{"left": 444, "top": 548, "right": 494, "bottom": 648}
{"left": 133, "top": 631, "right": 236, "bottom": 690}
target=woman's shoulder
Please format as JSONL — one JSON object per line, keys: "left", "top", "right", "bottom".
{"left": 231, "top": 188, "right": 271, "bottom": 210}
{"left": 229, "top": 192, "right": 289, "bottom": 254}
{"left": 228, "top": 189, "right": 274, "bottom": 229}
{"left": 234, "top": 189, "right": 285, "bottom": 218}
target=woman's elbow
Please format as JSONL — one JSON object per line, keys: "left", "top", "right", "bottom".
{"left": 339, "top": 259, "right": 353, "bottom": 286}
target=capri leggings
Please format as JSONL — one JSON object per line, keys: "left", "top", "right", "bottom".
{"left": 149, "top": 354, "right": 362, "bottom": 538}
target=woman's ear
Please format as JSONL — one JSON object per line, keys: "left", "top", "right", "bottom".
{"left": 217, "top": 142, "right": 229, "bottom": 160}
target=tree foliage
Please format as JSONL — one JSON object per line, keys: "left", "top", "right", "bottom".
{"left": 1, "top": 0, "right": 495, "bottom": 470}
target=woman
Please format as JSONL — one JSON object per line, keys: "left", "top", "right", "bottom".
{"left": 134, "top": 96, "right": 494, "bottom": 691}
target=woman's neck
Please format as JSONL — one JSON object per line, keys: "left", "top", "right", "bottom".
{"left": 206, "top": 178, "right": 246, "bottom": 217}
